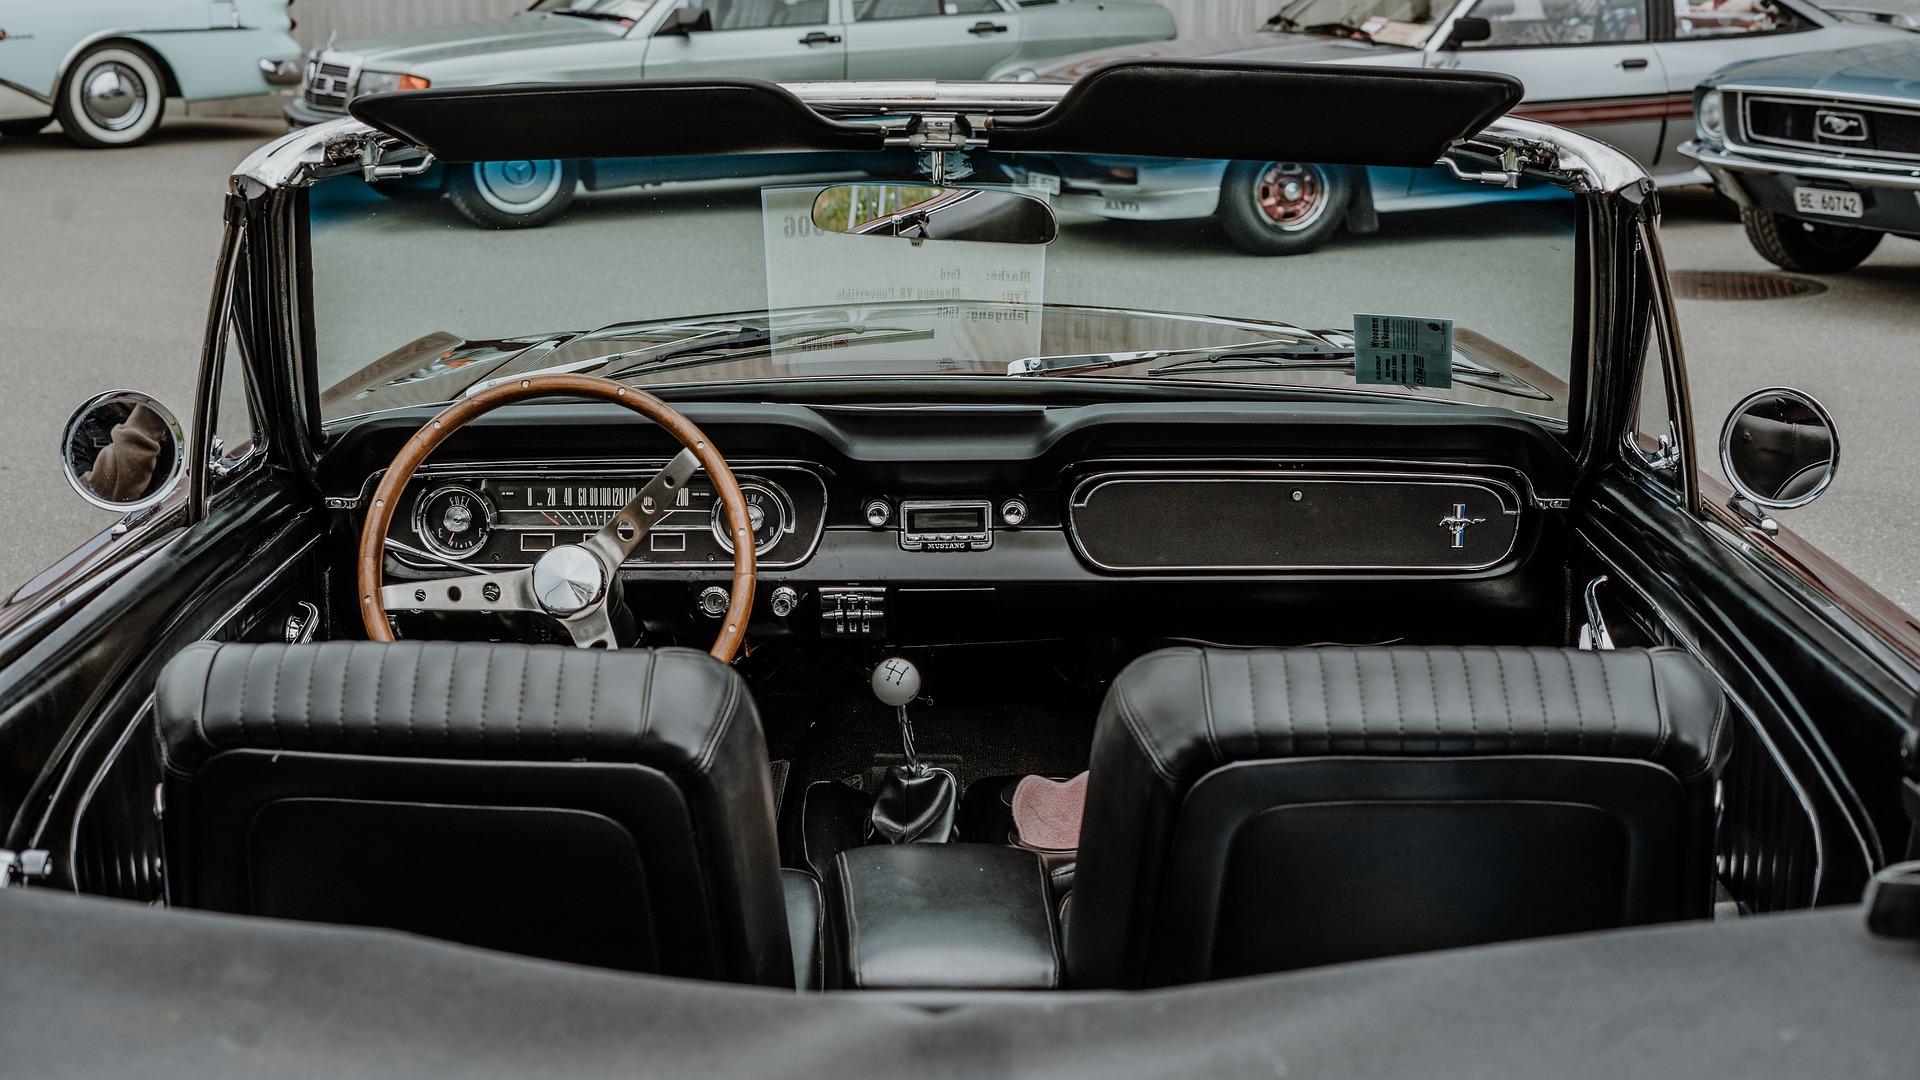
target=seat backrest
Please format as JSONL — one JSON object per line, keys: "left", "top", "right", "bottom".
{"left": 1067, "top": 645, "right": 1729, "bottom": 988}
{"left": 155, "top": 641, "right": 792, "bottom": 987}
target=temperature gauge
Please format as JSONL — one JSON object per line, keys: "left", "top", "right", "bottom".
{"left": 414, "top": 485, "right": 493, "bottom": 559}
{"left": 711, "top": 481, "right": 788, "bottom": 555}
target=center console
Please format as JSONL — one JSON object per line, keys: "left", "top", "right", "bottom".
{"left": 832, "top": 844, "right": 1062, "bottom": 991}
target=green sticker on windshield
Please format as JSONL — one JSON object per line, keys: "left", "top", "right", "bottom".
{"left": 1354, "top": 313, "right": 1453, "bottom": 389}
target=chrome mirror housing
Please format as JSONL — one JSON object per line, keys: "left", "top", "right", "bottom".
{"left": 1720, "top": 387, "right": 1838, "bottom": 518}
{"left": 59, "top": 390, "right": 186, "bottom": 512}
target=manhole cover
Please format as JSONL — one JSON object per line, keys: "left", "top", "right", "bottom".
{"left": 1670, "top": 270, "right": 1827, "bottom": 301}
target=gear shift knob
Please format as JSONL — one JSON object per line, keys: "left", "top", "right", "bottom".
{"left": 871, "top": 657, "right": 921, "bottom": 708}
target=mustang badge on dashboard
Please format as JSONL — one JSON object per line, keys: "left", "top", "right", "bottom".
{"left": 1439, "top": 503, "right": 1486, "bottom": 549}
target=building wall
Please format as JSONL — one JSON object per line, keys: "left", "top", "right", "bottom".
{"left": 283, "top": 0, "right": 1273, "bottom": 53}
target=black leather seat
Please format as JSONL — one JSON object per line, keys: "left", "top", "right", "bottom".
{"left": 155, "top": 641, "right": 818, "bottom": 988}
{"left": 1067, "top": 645, "right": 1730, "bottom": 988}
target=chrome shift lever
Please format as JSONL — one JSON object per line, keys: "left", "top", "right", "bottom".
{"left": 867, "top": 657, "right": 955, "bottom": 843}
{"left": 871, "top": 656, "right": 923, "bottom": 773}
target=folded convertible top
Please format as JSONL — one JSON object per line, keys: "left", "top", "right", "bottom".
{"left": 349, "top": 59, "right": 1525, "bottom": 168}
{"left": 2, "top": 888, "right": 1912, "bottom": 1079}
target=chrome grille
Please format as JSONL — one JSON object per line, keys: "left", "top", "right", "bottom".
{"left": 1737, "top": 91, "right": 1920, "bottom": 163}
{"left": 303, "top": 60, "right": 354, "bottom": 113}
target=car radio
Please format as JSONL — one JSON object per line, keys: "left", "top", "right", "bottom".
{"left": 899, "top": 500, "right": 993, "bottom": 552}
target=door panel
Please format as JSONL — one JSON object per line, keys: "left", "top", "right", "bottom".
{"left": 643, "top": 0, "right": 846, "bottom": 80}
{"left": 1578, "top": 474, "right": 1916, "bottom": 904}
{"left": 0, "top": 478, "right": 322, "bottom": 869}
{"left": 844, "top": 0, "right": 1023, "bottom": 80}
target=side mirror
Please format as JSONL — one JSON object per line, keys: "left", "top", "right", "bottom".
{"left": 1720, "top": 386, "right": 1838, "bottom": 513}
{"left": 811, "top": 184, "right": 1058, "bottom": 245}
{"left": 60, "top": 390, "right": 186, "bottom": 512}
{"left": 654, "top": 6, "right": 712, "bottom": 35}
{"left": 1442, "top": 16, "right": 1493, "bottom": 47}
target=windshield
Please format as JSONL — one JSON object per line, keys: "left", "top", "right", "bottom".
{"left": 307, "top": 146, "right": 1580, "bottom": 425}
{"left": 1264, "top": 0, "right": 1466, "bottom": 45}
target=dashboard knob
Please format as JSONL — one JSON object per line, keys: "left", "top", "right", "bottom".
{"left": 864, "top": 499, "right": 892, "bottom": 527}
{"left": 1001, "top": 498, "right": 1028, "bottom": 526}
{"left": 697, "top": 586, "right": 730, "bottom": 617}
{"left": 769, "top": 586, "right": 800, "bottom": 618}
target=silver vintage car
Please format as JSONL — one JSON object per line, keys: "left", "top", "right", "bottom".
{"left": 285, "top": 0, "right": 1175, "bottom": 128}
{"left": 283, "top": 0, "right": 1173, "bottom": 226}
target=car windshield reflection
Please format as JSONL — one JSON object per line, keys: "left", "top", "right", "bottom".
{"left": 307, "top": 148, "right": 1579, "bottom": 425}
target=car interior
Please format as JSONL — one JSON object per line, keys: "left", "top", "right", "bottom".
{"left": 34, "top": 64, "right": 1845, "bottom": 999}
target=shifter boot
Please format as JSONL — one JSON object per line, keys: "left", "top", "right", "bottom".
{"left": 868, "top": 765, "right": 958, "bottom": 844}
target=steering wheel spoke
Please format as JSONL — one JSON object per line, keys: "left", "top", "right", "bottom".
{"left": 581, "top": 448, "right": 701, "bottom": 568}
{"left": 558, "top": 605, "right": 620, "bottom": 650}
{"left": 381, "top": 567, "right": 537, "bottom": 614}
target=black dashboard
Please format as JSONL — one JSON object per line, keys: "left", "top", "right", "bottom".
{"left": 326, "top": 398, "right": 1578, "bottom": 647}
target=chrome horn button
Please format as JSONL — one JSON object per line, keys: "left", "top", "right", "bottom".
{"left": 530, "top": 544, "right": 606, "bottom": 617}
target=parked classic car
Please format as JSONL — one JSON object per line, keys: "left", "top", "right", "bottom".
{"left": 0, "top": 0, "right": 299, "bottom": 147}
{"left": 281, "top": 0, "right": 1171, "bottom": 227}
{"left": 986, "top": 0, "right": 1909, "bottom": 254}
{"left": 2, "top": 61, "right": 1918, "bottom": 1074}
{"left": 1683, "top": 38, "right": 1920, "bottom": 270}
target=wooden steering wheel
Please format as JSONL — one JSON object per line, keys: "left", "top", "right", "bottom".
{"left": 357, "top": 374, "right": 756, "bottom": 662}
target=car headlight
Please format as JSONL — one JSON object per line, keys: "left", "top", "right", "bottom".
{"left": 994, "top": 67, "right": 1040, "bottom": 83}
{"left": 1698, "top": 89, "right": 1725, "bottom": 140}
{"left": 356, "top": 71, "right": 430, "bottom": 97}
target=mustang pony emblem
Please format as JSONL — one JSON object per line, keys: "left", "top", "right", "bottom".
{"left": 1439, "top": 503, "right": 1486, "bottom": 549}
{"left": 1814, "top": 110, "right": 1868, "bottom": 142}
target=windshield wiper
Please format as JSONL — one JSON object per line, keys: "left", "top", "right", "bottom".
{"left": 1008, "top": 337, "right": 1347, "bottom": 377}
{"left": 601, "top": 324, "right": 939, "bottom": 381}
{"left": 545, "top": 8, "right": 631, "bottom": 20}
{"left": 1010, "top": 337, "right": 1552, "bottom": 400}
{"left": 1302, "top": 21, "right": 1376, "bottom": 40}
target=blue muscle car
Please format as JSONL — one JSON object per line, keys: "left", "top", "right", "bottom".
{"left": 1684, "top": 39, "right": 1920, "bottom": 271}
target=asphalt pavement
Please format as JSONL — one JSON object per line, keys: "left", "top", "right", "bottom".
{"left": 2, "top": 114, "right": 1915, "bottom": 614}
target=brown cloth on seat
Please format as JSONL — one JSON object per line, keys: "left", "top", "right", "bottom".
{"left": 1011, "top": 771, "right": 1088, "bottom": 853}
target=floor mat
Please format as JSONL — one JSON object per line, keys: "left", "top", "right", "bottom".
{"left": 769, "top": 760, "right": 790, "bottom": 820}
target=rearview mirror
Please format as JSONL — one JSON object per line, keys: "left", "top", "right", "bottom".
{"left": 1442, "top": 16, "right": 1493, "bottom": 47}
{"left": 811, "top": 185, "right": 1058, "bottom": 246}
{"left": 654, "top": 6, "right": 712, "bottom": 35}
{"left": 60, "top": 390, "right": 186, "bottom": 512}
{"left": 1720, "top": 386, "right": 1838, "bottom": 510}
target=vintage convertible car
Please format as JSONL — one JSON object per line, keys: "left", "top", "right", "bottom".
{"left": 2, "top": 61, "right": 1918, "bottom": 1076}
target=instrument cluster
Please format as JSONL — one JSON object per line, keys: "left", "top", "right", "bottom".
{"left": 394, "top": 463, "right": 827, "bottom": 571}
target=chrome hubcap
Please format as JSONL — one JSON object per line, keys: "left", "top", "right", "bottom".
{"left": 1253, "top": 163, "right": 1329, "bottom": 232}
{"left": 474, "top": 160, "right": 564, "bottom": 215}
{"left": 530, "top": 545, "right": 605, "bottom": 617}
{"left": 81, "top": 62, "right": 147, "bottom": 131}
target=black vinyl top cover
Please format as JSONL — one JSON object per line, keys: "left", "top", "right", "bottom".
{"left": 988, "top": 60, "right": 1524, "bottom": 167}
{"left": 348, "top": 61, "right": 1525, "bottom": 168}
{"left": 3, "top": 888, "right": 1916, "bottom": 1080}
{"left": 349, "top": 79, "right": 886, "bottom": 163}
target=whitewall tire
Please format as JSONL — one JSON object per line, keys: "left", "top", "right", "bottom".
{"left": 56, "top": 44, "right": 167, "bottom": 149}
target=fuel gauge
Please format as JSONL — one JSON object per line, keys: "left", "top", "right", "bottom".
{"left": 414, "top": 485, "right": 494, "bottom": 560}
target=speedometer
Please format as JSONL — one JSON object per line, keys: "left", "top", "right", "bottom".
{"left": 414, "top": 485, "right": 493, "bottom": 559}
